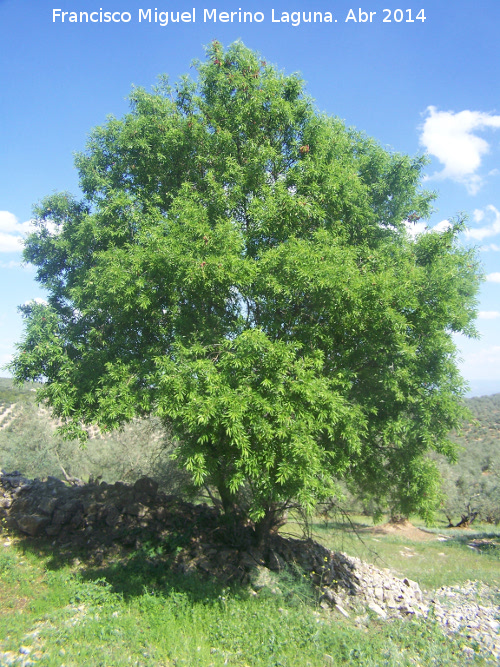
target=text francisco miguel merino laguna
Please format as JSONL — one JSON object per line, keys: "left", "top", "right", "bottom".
{"left": 53, "top": 7, "right": 356, "bottom": 26}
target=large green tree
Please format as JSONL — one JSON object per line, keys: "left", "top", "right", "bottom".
{"left": 11, "top": 42, "right": 482, "bottom": 538}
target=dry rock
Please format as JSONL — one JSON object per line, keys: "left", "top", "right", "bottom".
{"left": 367, "top": 601, "right": 387, "bottom": 618}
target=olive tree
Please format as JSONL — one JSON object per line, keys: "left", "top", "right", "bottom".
{"left": 11, "top": 42, "right": 482, "bottom": 540}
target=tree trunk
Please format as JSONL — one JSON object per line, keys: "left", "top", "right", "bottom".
{"left": 253, "top": 504, "right": 286, "bottom": 548}
{"left": 216, "top": 482, "right": 237, "bottom": 516}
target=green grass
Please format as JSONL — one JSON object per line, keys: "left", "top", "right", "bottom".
{"left": 282, "top": 513, "right": 500, "bottom": 591}
{"left": 0, "top": 526, "right": 497, "bottom": 667}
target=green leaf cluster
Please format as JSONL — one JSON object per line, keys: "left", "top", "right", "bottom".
{"left": 10, "top": 42, "right": 482, "bottom": 529}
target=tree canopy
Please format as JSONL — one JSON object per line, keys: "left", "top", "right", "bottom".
{"left": 11, "top": 41, "right": 482, "bottom": 533}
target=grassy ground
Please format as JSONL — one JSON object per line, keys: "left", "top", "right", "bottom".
{"left": 0, "top": 518, "right": 498, "bottom": 666}
{"left": 283, "top": 514, "right": 500, "bottom": 590}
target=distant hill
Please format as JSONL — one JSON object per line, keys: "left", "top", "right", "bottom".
{"left": 465, "top": 379, "right": 500, "bottom": 398}
{"left": 453, "top": 393, "right": 500, "bottom": 473}
{"left": 0, "top": 377, "right": 36, "bottom": 402}
{"left": 435, "top": 394, "right": 500, "bottom": 525}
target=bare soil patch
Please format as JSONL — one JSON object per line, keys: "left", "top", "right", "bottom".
{"left": 360, "top": 519, "right": 439, "bottom": 542}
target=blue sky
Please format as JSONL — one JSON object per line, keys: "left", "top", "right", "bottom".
{"left": 1, "top": 0, "right": 499, "bottom": 396}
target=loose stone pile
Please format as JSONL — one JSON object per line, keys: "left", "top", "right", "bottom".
{"left": 430, "top": 581, "right": 500, "bottom": 661}
{"left": 311, "top": 553, "right": 500, "bottom": 662}
{"left": 315, "top": 551, "right": 427, "bottom": 618}
{"left": 1, "top": 471, "right": 499, "bottom": 662}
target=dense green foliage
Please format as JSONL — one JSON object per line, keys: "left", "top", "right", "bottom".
{"left": 9, "top": 42, "right": 482, "bottom": 531}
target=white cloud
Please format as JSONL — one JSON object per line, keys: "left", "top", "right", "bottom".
{"left": 486, "top": 272, "right": 500, "bottom": 282}
{"left": 0, "top": 260, "right": 22, "bottom": 269}
{"left": 478, "top": 311, "right": 500, "bottom": 320}
{"left": 0, "top": 260, "right": 35, "bottom": 272}
{"left": 473, "top": 209, "right": 485, "bottom": 223}
{"left": 0, "top": 210, "right": 59, "bottom": 253}
{"left": 23, "top": 297, "right": 48, "bottom": 307}
{"left": 0, "top": 233, "right": 25, "bottom": 253}
{"left": 459, "top": 344, "right": 500, "bottom": 381}
{"left": 433, "top": 219, "right": 452, "bottom": 233}
{"left": 404, "top": 221, "right": 428, "bottom": 238}
{"left": 481, "top": 243, "right": 500, "bottom": 251}
{"left": 0, "top": 211, "right": 34, "bottom": 235}
{"left": 0, "top": 210, "right": 35, "bottom": 253}
{"left": 404, "top": 218, "right": 451, "bottom": 239}
{"left": 420, "top": 107, "right": 500, "bottom": 194}
{"left": 465, "top": 205, "right": 500, "bottom": 241}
